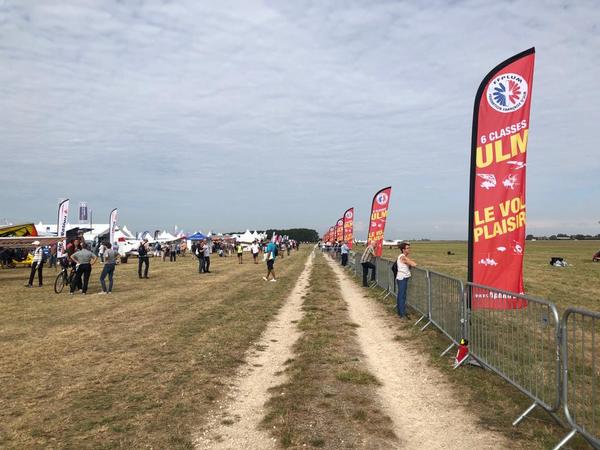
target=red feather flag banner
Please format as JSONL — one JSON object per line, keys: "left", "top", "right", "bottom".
{"left": 367, "top": 186, "right": 392, "bottom": 257}
{"left": 329, "top": 226, "right": 335, "bottom": 243}
{"left": 468, "top": 48, "right": 535, "bottom": 308}
{"left": 335, "top": 218, "right": 344, "bottom": 243}
{"left": 343, "top": 207, "right": 354, "bottom": 249}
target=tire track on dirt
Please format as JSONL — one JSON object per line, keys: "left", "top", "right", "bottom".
{"left": 327, "top": 258, "right": 510, "bottom": 449}
{"left": 194, "top": 251, "right": 314, "bottom": 449}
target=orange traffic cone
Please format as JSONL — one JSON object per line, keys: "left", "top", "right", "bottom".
{"left": 454, "top": 339, "right": 469, "bottom": 368}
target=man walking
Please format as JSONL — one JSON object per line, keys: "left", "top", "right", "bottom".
{"left": 138, "top": 239, "right": 150, "bottom": 278}
{"left": 360, "top": 242, "right": 376, "bottom": 287}
{"left": 26, "top": 241, "right": 45, "bottom": 288}
{"left": 99, "top": 242, "right": 119, "bottom": 294}
{"left": 263, "top": 240, "right": 277, "bottom": 282}
{"left": 69, "top": 243, "right": 97, "bottom": 295}
{"left": 251, "top": 241, "right": 260, "bottom": 264}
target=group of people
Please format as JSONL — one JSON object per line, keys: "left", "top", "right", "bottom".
{"left": 21, "top": 234, "right": 300, "bottom": 294}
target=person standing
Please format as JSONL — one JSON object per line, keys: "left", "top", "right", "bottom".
{"left": 396, "top": 242, "right": 417, "bottom": 318}
{"left": 236, "top": 242, "right": 244, "bottom": 264}
{"left": 26, "top": 241, "right": 45, "bottom": 288}
{"left": 203, "top": 238, "right": 212, "bottom": 273}
{"left": 263, "top": 240, "right": 277, "bottom": 282}
{"left": 98, "top": 242, "right": 107, "bottom": 263}
{"left": 197, "top": 241, "right": 206, "bottom": 272}
{"left": 340, "top": 241, "right": 349, "bottom": 266}
{"left": 170, "top": 242, "right": 177, "bottom": 262}
{"left": 251, "top": 241, "right": 260, "bottom": 264}
{"left": 49, "top": 243, "right": 58, "bottom": 269}
{"left": 69, "top": 243, "right": 97, "bottom": 295}
{"left": 99, "top": 242, "right": 119, "bottom": 294}
{"left": 138, "top": 239, "right": 150, "bottom": 278}
{"left": 360, "top": 242, "right": 376, "bottom": 287}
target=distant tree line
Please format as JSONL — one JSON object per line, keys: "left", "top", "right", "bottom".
{"left": 266, "top": 228, "right": 319, "bottom": 242}
{"left": 526, "top": 233, "right": 600, "bottom": 241}
{"left": 225, "top": 228, "right": 320, "bottom": 242}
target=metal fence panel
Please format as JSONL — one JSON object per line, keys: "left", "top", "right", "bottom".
{"left": 560, "top": 308, "right": 600, "bottom": 448}
{"left": 467, "top": 283, "right": 560, "bottom": 413}
{"left": 429, "top": 270, "right": 465, "bottom": 345}
{"left": 406, "top": 267, "right": 429, "bottom": 318}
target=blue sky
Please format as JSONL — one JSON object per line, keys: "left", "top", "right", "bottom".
{"left": 1, "top": 0, "right": 598, "bottom": 239}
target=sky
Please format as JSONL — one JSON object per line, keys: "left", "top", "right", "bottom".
{"left": 1, "top": 0, "right": 599, "bottom": 239}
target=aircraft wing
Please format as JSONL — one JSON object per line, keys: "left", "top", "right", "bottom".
{"left": 0, "top": 236, "right": 62, "bottom": 249}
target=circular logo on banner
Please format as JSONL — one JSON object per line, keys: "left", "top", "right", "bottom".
{"left": 345, "top": 210, "right": 353, "bottom": 219}
{"left": 487, "top": 73, "right": 528, "bottom": 113}
{"left": 337, "top": 220, "right": 343, "bottom": 226}
{"left": 376, "top": 192, "right": 388, "bottom": 205}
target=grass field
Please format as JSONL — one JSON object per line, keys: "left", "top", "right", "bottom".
{"left": 2, "top": 241, "right": 598, "bottom": 449}
{"left": 0, "top": 249, "right": 310, "bottom": 449}
{"left": 357, "top": 240, "right": 600, "bottom": 311}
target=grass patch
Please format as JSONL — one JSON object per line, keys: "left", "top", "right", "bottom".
{"left": 262, "top": 252, "right": 397, "bottom": 448}
{"left": 0, "top": 248, "right": 310, "bottom": 448}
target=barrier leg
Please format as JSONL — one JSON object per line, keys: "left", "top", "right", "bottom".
{"left": 382, "top": 290, "right": 392, "bottom": 300}
{"left": 552, "top": 430, "right": 577, "bottom": 450}
{"left": 414, "top": 315, "right": 425, "bottom": 326}
{"left": 420, "top": 320, "right": 431, "bottom": 331}
{"left": 440, "top": 343, "right": 455, "bottom": 357}
{"left": 512, "top": 402, "right": 537, "bottom": 426}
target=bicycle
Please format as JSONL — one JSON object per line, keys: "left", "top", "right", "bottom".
{"left": 54, "top": 259, "right": 76, "bottom": 294}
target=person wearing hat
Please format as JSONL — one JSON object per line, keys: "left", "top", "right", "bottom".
{"left": 26, "top": 240, "right": 44, "bottom": 288}
{"left": 138, "top": 239, "right": 150, "bottom": 278}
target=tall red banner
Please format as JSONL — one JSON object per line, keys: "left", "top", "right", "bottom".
{"left": 343, "top": 207, "right": 354, "bottom": 249}
{"left": 329, "top": 226, "right": 335, "bottom": 244}
{"left": 335, "top": 218, "right": 344, "bottom": 243}
{"left": 367, "top": 186, "right": 391, "bottom": 257}
{"left": 468, "top": 48, "right": 535, "bottom": 305}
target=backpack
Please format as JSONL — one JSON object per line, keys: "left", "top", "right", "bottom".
{"left": 391, "top": 261, "right": 398, "bottom": 277}
{"left": 138, "top": 244, "right": 147, "bottom": 257}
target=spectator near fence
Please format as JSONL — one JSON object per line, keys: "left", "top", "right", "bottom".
{"left": 396, "top": 242, "right": 417, "bottom": 318}
{"left": 360, "top": 243, "right": 376, "bottom": 287}
{"left": 26, "top": 241, "right": 44, "bottom": 288}
{"left": 340, "top": 241, "right": 349, "bottom": 266}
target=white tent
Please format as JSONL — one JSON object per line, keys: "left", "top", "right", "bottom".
{"left": 157, "top": 231, "right": 179, "bottom": 242}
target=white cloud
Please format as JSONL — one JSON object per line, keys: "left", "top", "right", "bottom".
{"left": 0, "top": 0, "right": 598, "bottom": 237}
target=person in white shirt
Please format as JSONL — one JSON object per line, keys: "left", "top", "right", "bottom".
{"left": 26, "top": 241, "right": 44, "bottom": 287}
{"left": 251, "top": 241, "right": 260, "bottom": 264}
{"left": 396, "top": 242, "right": 417, "bottom": 318}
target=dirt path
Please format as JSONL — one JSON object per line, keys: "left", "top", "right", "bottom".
{"left": 327, "top": 259, "right": 510, "bottom": 449}
{"left": 194, "top": 251, "right": 314, "bottom": 449}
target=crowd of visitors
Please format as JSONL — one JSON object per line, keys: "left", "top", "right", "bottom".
{"left": 6, "top": 233, "right": 301, "bottom": 295}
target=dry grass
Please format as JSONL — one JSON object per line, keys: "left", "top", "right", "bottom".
{"left": 0, "top": 248, "right": 310, "bottom": 449}
{"left": 262, "top": 252, "right": 396, "bottom": 449}
{"left": 364, "top": 240, "right": 600, "bottom": 311}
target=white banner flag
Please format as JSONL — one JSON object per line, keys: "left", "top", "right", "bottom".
{"left": 56, "top": 198, "right": 69, "bottom": 258}
{"left": 109, "top": 208, "right": 118, "bottom": 245}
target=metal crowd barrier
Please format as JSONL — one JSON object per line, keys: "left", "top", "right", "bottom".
{"left": 329, "top": 250, "right": 600, "bottom": 449}
{"left": 429, "top": 270, "right": 465, "bottom": 354}
{"left": 557, "top": 308, "right": 600, "bottom": 449}
{"left": 406, "top": 267, "right": 430, "bottom": 326}
{"left": 467, "top": 283, "right": 561, "bottom": 427}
